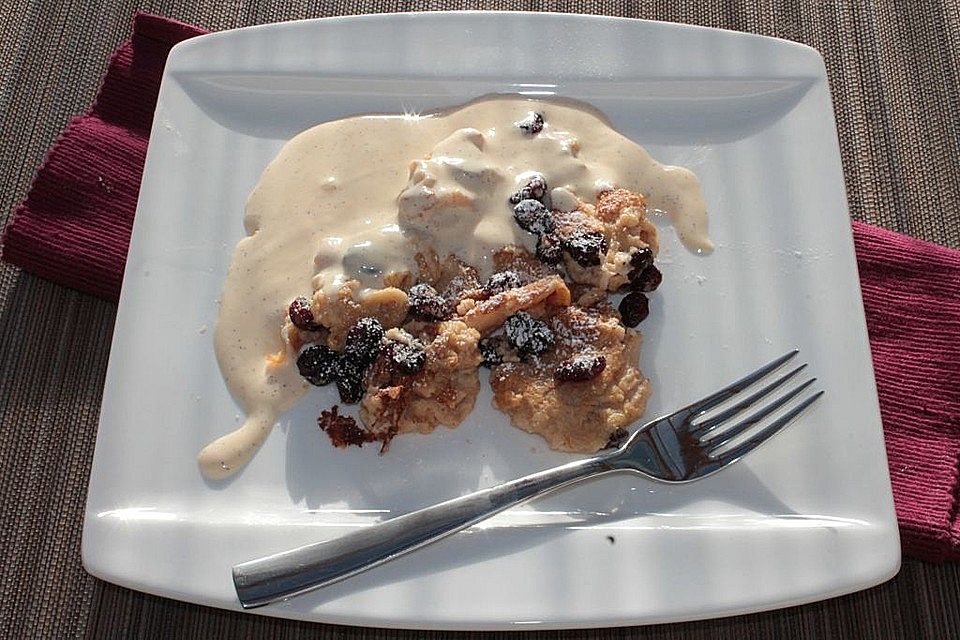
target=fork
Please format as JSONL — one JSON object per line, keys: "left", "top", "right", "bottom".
{"left": 233, "top": 349, "right": 823, "bottom": 608}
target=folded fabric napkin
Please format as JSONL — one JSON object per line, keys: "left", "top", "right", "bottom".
{"left": 857, "top": 226, "right": 960, "bottom": 561}
{"left": 3, "top": 12, "right": 959, "bottom": 562}
{"left": 0, "top": 14, "right": 207, "bottom": 300}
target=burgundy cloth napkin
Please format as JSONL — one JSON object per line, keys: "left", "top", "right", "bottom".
{"left": 3, "top": 13, "right": 959, "bottom": 562}
{"left": 857, "top": 226, "right": 960, "bottom": 561}
{"left": 0, "top": 14, "right": 207, "bottom": 300}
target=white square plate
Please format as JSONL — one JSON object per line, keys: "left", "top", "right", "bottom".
{"left": 82, "top": 12, "right": 900, "bottom": 630}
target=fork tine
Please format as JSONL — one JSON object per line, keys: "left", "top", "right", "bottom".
{"left": 709, "top": 390, "right": 824, "bottom": 465}
{"left": 685, "top": 350, "right": 799, "bottom": 416}
{"left": 691, "top": 363, "right": 808, "bottom": 436}
{"left": 699, "top": 378, "right": 817, "bottom": 448}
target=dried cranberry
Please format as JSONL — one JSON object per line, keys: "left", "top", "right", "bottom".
{"left": 512, "top": 199, "right": 556, "bottom": 235}
{"left": 504, "top": 311, "right": 554, "bottom": 357}
{"left": 384, "top": 341, "right": 427, "bottom": 375}
{"left": 563, "top": 231, "right": 608, "bottom": 267}
{"left": 516, "top": 111, "right": 544, "bottom": 134}
{"left": 334, "top": 357, "right": 366, "bottom": 404}
{"left": 296, "top": 344, "right": 339, "bottom": 386}
{"left": 619, "top": 292, "right": 649, "bottom": 327}
{"left": 478, "top": 336, "right": 506, "bottom": 367}
{"left": 408, "top": 283, "right": 453, "bottom": 321}
{"left": 554, "top": 354, "right": 607, "bottom": 382}
{"left": 509, "top": 174, "right": 548, "bottom": 204}
{"left": 629, "top": 264, "right": 662, "bottom": 292}
{"left": 288, "top": 296, "right": 321, "bottom": 331}
{"left": 484, "top": 271, "right": 522, "bottom": 296}
{"left": 629, "top": 247, "right": 654, "bottom": 271}
{"left": 344, "top": 317, "right": 384, "bottom": 365}
{"left": 536, "top": 233, "right": 563, "bottom": 265}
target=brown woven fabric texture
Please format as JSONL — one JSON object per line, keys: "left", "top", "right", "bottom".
{"left": 1, "top": 1, "right": 959, "bottom": 638}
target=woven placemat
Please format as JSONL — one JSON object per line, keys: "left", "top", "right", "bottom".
{"left": 1, "top": 1, "right": 959, "bottom": 638}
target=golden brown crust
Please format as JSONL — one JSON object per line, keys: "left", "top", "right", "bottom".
{"left": 492, "top": 245, "right": 559, "bottom": 282}
{"left": 489, "top": 306, "right": 651, "bottom": 452}
{"left": 460, "top": 275, "right": 571, "bottom": 335}
{"left": 360, "top": 320, "right": 482, "bottom": 435}
{"left": 309, "top": 283, "right": 409, "bottom": 349}
{"left": 383, "top": 270, "right": 414, "bottom": 290}
{"left": 292, "top": 187, "right": 658, "bottom": 454}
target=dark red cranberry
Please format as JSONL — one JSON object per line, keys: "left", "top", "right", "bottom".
{"left": 334, "top": 358, "right": 366, "bottom": 404}
{"left": 536, "top": 233, "right": 563, "bottom": 265}
{"left": 619, "top": 292, "right": 649, "bottom": 327}
{"left": 554, "top": 354, "right": 607, "bottom": 382}
{"left": 484, "top": 271, "right": 522, "bottom": 296}
{"left": 296, "top": 344, "right": 339, "bottom": 386}
{"left": 288, "top": 296, "right": 321, "bottom": 331}
{"left": 384, "top": 341, "right": 427, "bottom": 375}
{"left": 509, "top": 174, "right": 548, "bottom": 204}
{"left": 344, "top": 317, "right": 384, "bottom": 365}
{"left": 504, "top": 311, "right": 554, "bottom": 357}
{"left": 563, "top": 231, "right": 608, "bottom": 267}
{"left": 516, "top": 111, "right": 544, "bottom": 134}
{"left": 629, "top": 247, "right": 654, "bottom": 271}
{"left": 408, "top": 283, "right": 453, "bottom": 321}
{"left": 513, "top": 199, "right": 556, "bottom": 235}
{"left": 478, "top": 336, "right": 506, "bottom": 367}
{"left": 629, "top": 264, "right": 662, "bottom": 292}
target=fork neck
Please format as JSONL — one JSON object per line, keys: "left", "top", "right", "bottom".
{"left": 605, "top": 430, "right": 677, "bottom": 479}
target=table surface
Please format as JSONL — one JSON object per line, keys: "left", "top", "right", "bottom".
{"left": 2, "top": 1, "right": 959, "bottom": 638}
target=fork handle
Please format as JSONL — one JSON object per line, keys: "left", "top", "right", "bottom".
{"left": 233, "top": 454, "right": 616, "bottom": 608}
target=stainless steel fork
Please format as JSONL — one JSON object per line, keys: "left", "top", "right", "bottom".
{"left": 233, "top": 349, "right": 823, "bottom": 608}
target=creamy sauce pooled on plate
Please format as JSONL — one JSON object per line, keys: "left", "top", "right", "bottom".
{"left": 200, "top": 95, "right": 712, "bottom": 479}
